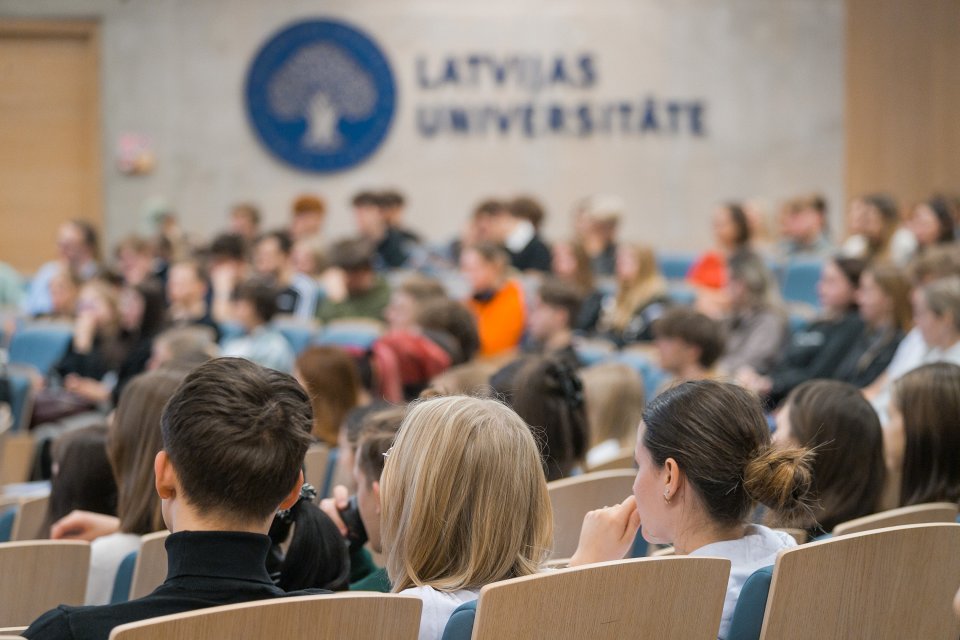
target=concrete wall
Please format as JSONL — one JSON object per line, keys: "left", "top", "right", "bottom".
{"left": 0, "top": 0, "right": 844, "bottom": 251}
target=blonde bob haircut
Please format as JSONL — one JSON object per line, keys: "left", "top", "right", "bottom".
{"left": 381, "top": 395, "right": 553, "bottom": 592}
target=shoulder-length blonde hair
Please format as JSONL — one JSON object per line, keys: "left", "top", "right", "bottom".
{"left": 609, "top": 243, "right": 667, "bottom": 330}
{"left": 380, "top": 395, "right": 553, "bottom": 592}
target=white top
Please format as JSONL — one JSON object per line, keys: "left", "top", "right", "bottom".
{"left": 585, "top": 439, "right": 623, "bottom": 468}
{"left": 841, "top": 228, "right": 917, "bottom": 266}
{"left": 505, "top": 219, "right": 536, "bottom": 254}
{"left": 400, "top": 585, "right": 479, "bottom": 640}
{"left": 85, "top": 532, "right": 142, "bottom": 605}
{"left": 689, "top": 524, "right": 796, "bottom": 640}
{"left": 221, "top": 326, "right": 295, "bottom": 373}
{"left": 872, "top": 331, "right": 960, "bottom": 424}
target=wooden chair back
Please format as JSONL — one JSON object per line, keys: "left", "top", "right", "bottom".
{"left": 303, "top": 443, "right": 330, "bottom": 496}
{"left": 129, "top": 530, "right": 170, "bottom": 600}
{"left": 547, "top": 470, "right": 636, "bottom": 558}
{"left": 108, "top": 593, "right": 422, "bottom": 639}
{"left": 0, "top": 540, "right": 90, "bottom": 626}
{"left": 759, "top": 523, "right": 960, "bottom": 639}
{"left": 471, "top": 557, "right": 730, "bottom": 640}
{"left": 831, "top": 502, "right": 959, "bottom": 536}
{"left": 10, "top": 495, "right": 49, "bottom": 541}
{"left": 585, "top": 448, "right": 635, "bottom": 473}
{"left": 0, "top": 433, "right": 34, "bottom": 486}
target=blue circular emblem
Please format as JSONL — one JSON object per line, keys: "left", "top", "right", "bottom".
{"left": 245, "top": 19, "right": 396, "bottom": 173}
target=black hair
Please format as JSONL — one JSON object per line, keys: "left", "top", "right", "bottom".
{"left": 233, "top": 278, "right": 280, "bottom": 323}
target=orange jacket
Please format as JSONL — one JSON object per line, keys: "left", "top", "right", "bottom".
{"left": 466, "top": 280, "right": 526, "bottom": 357}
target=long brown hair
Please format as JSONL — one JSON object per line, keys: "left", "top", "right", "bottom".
{"left": 864, "top": 263, "right": 912, "bottom": 333}
{"left": 780, "top": 381, "right": 885, "bottom": 533}
{"left": 892, "top": 363, "right": 960, "bottom": 506}
{"left": 296, "top": 346, "right": 362, "bottom": 446}
{"left": 108, "top": 368, "right": 187, "bottom": 534}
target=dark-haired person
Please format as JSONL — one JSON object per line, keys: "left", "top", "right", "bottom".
{"left": 739, "top": 256, "right": 865, "bottom": 407}
{"left": 488, "top": 196, "right": 552, "bottom": 273}
{"left": 772, "top": 380, "right": 886, "bottom": 536}
{"left": 652, "top": 307, "right": 724, "bottom": 383}
{"left": 353, "top": 190, "right": 410, "bottom": 269}
{"left": 572, "top": 194, "right": 622, "bottom": 277}
{"left": 43, "top": 425, "right": 117, "bottom": 539}
{"left": 221, "top": 279, "right": 295, "bottom": 373}
{"left": 908, "top": 196, "right": 956, "bottom": 253}
{"left": 25, "top": 220, "right": 101, "bottom": 316}
{"left": 777, "top": 193, "right": 833, "bottom": 260}
{"left": 290, "top": 193, "right": 326, "bottom": 243}
{"left": 550, "top": 240, "right": 604, "bottom": 332}
{"left": 207, "top": 233, "right": 250, "bottom": 323}
{"left": 570, "top": 380, "right": 814, "bottom": 639}
{"left": 686, "top": 202, "right": 752, "bottom": 299}
{"left": 24, "top": 358, "right": 326, "bottom": 640}
{"left": 228, "top": 202, "right": 261, "bottom": 245}
{"left": 379, "top": 189, "right": 421, "bottom": 245}
{"left": 885, "top": 362, "right": 960, "bottom": 509}
{"left": 525, "top": 279, "right": 585, "bottom": 368}
{"left": 841, "top": 194, "right": 916, "bottom": 266}
{"left": 415, "top": 298, "right": 481, "bottom": 365}
{"left": 315, "top": 238, "right": 391, "bottom": 324}
{"left": 491, "top": 355, "right": 589, "bottom": 481}
{"left": 165, "top": 260, "right": 220, "bottom": 341}
{"left": 461, "top": 242, "right": 525, "bottom": 357}
{"left": 253, "top": 230, "right": 319, "bottom": 320}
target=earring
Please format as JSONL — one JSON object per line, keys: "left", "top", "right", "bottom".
{"left": 663, "top": 490, "right": 671, "bottom": 504}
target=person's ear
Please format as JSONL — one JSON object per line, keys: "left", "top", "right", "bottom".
{"left": 278, "top": 470, "right": 304, "bottom": 511}
{"left": 372, "top": 480, "right": 381, "bottom": 514}
{"left": 662, "top": 457, "right": 683, "bottom": 502}
{"left": 154, "top": 451, "right": 177, "bottom": 500}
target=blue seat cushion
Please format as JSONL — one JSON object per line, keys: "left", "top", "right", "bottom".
{"left": 727, "top": 564, "right": 774, "bottom": 640}
{"left": 441, "top": 599, "right": 478, "bottom": 640}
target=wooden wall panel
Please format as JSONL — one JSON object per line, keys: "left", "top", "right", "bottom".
{"left": 845, "top": 0, "right": 960, "bottom": 207}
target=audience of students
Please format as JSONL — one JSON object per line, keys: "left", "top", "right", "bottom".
{"left": 597, "top": 243, "right": 670, "bottom": 345}
{"left": 524, "top": 279, "right": 584, "bottom": 366}
{"left": 652, "top": 307, "right": 725, "bottom": 384}
{"left": 842, "top": 194, "right": 916, "bottom": 266}
{"left": 550, "top": 240, "right": 604, "bottom": 332}
{"left": 316, "top": 238, "right": 391, "bottom": 324}
{"left": 252, "top": 230, "right": 320, "bottom": 320}
{"left": 220, "top": 279, "right": 295, "bottom": 373}
{"left": 25, "top": 220, "right": 101, "bottom": 317}
{"left": 353, "top": 191, "right": 411, "bottom": 269}
{"left": 777, "top": 194, "right": 833, "bottom": 260}
{"left": 461, "top": 242, "right": 525, "bottom": 357}
{"left": 687, "top": 201, "right": 752, "bottom": 295}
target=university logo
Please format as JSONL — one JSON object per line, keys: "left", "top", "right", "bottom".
{"left": 245, "top": 19, "right": 396, "bottom": 173}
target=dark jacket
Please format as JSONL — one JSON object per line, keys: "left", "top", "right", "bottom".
{"left": 509, "top": 235, "right": 552, "bottom": 273}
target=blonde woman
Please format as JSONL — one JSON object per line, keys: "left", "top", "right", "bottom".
{"left": 599, "top": 243, "right": 670, "bottom": 346}
{"left": 380, "top": 395, "right": 553, "bottom": 640}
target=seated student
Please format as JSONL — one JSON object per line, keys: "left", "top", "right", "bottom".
{"left": 461, "top": 242, "right": 525, "bottom": 358}
{"left": 841, "top": 194, "right": 916, "bottom": 266}
{"left": 597, "top": 243, "right": 670, "bottom": 346}
{"left": 739, "top": 256, "right": 864, "bottom": 407}
{"left": 379, "top": 189, "right": 422, "bottom": 245}
{"left": 491, "top": 195, "right": 552, "bottom": 273}
{"left": 572, "top": 194, "right": 621, "bottom": 277}
{"left": 228, "top": 202, "right": 261, "bottom": 245}
{"left": 25, "top": 220, "right": 101, "bottom": 317}
{"left": 415, "top": 298, "right": 481, "bottom": 366}
{"left": 221, "top": 279, "right": 295, "bottom": 373}
{"left": 353, "top": 191, "right": 410, "bottom": 269}
{"left": 652, "top": 307, "right": 725, "bottom": 384}
{"left": 252, "top": 230, "right": 319, "bottom": 320}
{"left": 289, "top": 194, "right": 326, "bottom": 243}
{"left": 146, "top": 326, "right": 219, "bottom": 372}
{"left": 834, "top": 263, "right": 910, "bottom": 387}
{"left": 113, "top": 236, "right": 159, "bottom": 288}
{"left": 569, "top": 380, "right": 813, "bottom": 640}
{"left": 39, "top": 266, "right": 82, "bottom": 323}
{"left": 380, "top": 395, "right": 552, "bottom": 640}
{"left": 524, "top": 278, "right": 585, "bottom": 368}
{"left": 294, "top": 346, "right": 363, "bottom": 447}
{"left": 25, "top": 358, "right": 324, "bottom": 640}
{"left": 908, "top": 196, "right": 955, "bottom": 254}
{"left": 43, "top": 425, "right": 118, "bottom": 538}
{"left": 550, "top": 240, "right": 604, "bottom": 332}
{"left": 717, "top": 251, "right": 788, "bottom": 376}
{"left": 491, "top": 356, "right": 589, "bottom": 481}
{"left": 686, "top": 202, "right": 752, "bottom": 314}
{"left": 776, "top": 193, "right": 833, "bottom": 261}
{"left": 384, "top": 275, "right": 446, "bottom": 333}
{"left": 315, "top": 238, "right": 391, "bottom": 324}
{"left": 580, "top": 362, "right": 644, "bottom": 468}
{"left": 771, "top": 380, "right": 886, "bottom": 537}
{"left": 165, "top": 260, "right": 220, "bottom": 340}
{"left": 884, "top": 362, "right": 960, "bottom": 509}
{"left": 207, "top": 233, "right": 250, "bottom": 324}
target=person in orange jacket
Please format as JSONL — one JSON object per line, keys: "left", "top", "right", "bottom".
{"left": 461, "top": 242, "right": 526, "bottom": 357}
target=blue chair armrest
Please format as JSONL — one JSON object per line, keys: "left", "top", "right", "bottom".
{"left": 727, "top": 564, "right": 774, "bottom": 640}
{"left": 110, "top": 550, "right": 139, "bottom": 604}
{"left": 441, "top": 599, "right": 478, "bottom": 640}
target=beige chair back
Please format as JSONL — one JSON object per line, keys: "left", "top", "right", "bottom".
{"left": 0, "top": 433, "right": 35, "bottom": 486}
{"left": 472, "top": 556, "right": 731, "bottom": 640}
{"left": 303, "top": 444, "right": 330, "bottom": 497}
{"left": 129, "top": 531, "right": 171, "bottom": 600}
{"left": 547, "top": 470, "right": 636, "bottom": 558}
{"left": 10, "top": 495, "right": 49, "bottom": 541}
{"left": 0, "top": 540, "right": 90, "bottom": 626}
{"left": 585, "top": 448, "right": 635, "bottom": 473}
{"left": 832, "top": 502, "right": 959, "bottom": 536}
{"left": 760, "top": 523, "right": 960, "bottom": 639}
{"left": 108, "top": 593, "right": 422, "bottom": 640}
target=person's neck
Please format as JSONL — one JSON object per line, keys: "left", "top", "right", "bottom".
{"left": 674, "top": 519, "right": 747, "bottom": 555}
{"left": 167, "top": 501, "right": 271, "bottom": 536}
{"left": 544, "top": 328, "right": 574, "bottom": 352}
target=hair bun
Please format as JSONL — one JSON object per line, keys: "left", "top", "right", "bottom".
{"left": 743, "top": 445, "right": 815, "bottom": 523}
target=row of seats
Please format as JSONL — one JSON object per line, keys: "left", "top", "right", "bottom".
{"left": 0, "top": 522, "right": 957, "bottom": 639}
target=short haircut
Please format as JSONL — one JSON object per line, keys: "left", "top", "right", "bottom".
{"left": 538, "top": 278, "right": 584, "bottom": 327}
{"left": 921, "top": 276, "right": 960, "bottom": 331}
{"left": 465, "top": 241, "right": 509, "bottom": 268}
{"left": 292, "top": 194, "right": 326, "bottom": 216}
{"left": 70, "top": 219, "right": 100, "bottom": 256}
{"left": 233, "top": 278, "right": 280, "bottom": 323}
{"left": 257, "top": 230, "right": 293, "bottom": 256}
{"left": 398, "top": 274, "right": 446, "bottom": 302}
{"left": 473, "top": 199, "right": 506, "bottom": 219}
{"left": 907, "top": 245, "right": 960, "bottom": 285}
{"left": 154, "top": 326, "right": 218, "bottom": 366}
{"left": 354, "top": 407, "right": 406, "bottom": 485}
{"left": 352, "top": 190, "right": 380, "bottom": 208}
{"left": 160, "top": 358, "right": 313, "bottom": 521}
{"left": 170, "top": 259, "right": 208, "bottom": 285}
{"left": 114, "top": 235, "right": 152, "bottom": 258}
{"left": 416, "top": 298, "right": 480, "bottom": 363}
{"left": 653, "top": 308, "right": 725, "bottom": 368}
{"left": 209, "top": 233, "right": 247, "bottom": 262}
{"left": 380, "top": 395, "right": 553, "bottom": 592}
{"left": 509, "top": 196, "right": 546, "bottom": 228}
{"left": 232, "top": 202, "right": 261, "bottom": 225}
{"left": 378, "top": 190, "right": 405, "bottom": 209}
{"left": 329, "top": 237, "right": 375, "bottom": 272}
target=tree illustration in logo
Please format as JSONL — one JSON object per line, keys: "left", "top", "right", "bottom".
{"left": 267, "top": 43, "right": 377, "bottom": 151}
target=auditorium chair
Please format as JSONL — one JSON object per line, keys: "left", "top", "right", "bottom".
{"left": 780, "top": 260, "right": 823, "bottom": 310}
{"left": 107, "top": 593, "right": 422, "bottom": 640}
{"left": 8, "top": 494, "right": 48, "bottom": 541}
{"left": 272, "top": 318, "right": 318, "bottom": 355}
{"left": 546, "top": 469, "right": 636, "bottom": 558}
{"left": 111, "top": 530, "right": 170, "bottom": 604}
{"left": 0, "top": 540, "right": 90, "bottom": 626}
{"left": 657, "top": 253, "right": 697, "bottom": 281}
{"left": 585, "top": 447, "right": 635, "bottom": 473}
{"left": 441, "top": 556, "right": 731, "bottom": 640}
{"left": 7, "top": 324, "right": 73, "bottom": 377}
{"left": 314, "top": 318, "right": 383, "bottom": 349}
{"left": 830, "top": 502, "right": 959, "bottom": 536}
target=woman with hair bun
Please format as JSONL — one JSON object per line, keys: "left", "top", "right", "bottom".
{"left": 570, "top": 380, "right": 813, "bottom": 640}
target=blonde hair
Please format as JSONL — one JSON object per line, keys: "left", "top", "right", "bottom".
{"left": 609, "top": 243, "right": 667, "bottom": 330}
{"left": 381, "top": 396, "right": 553, "bottom": 592}
{"left": 580, "top": 362, "right": 644, "bottom": 448}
